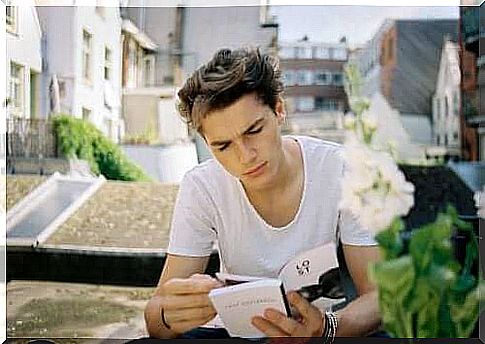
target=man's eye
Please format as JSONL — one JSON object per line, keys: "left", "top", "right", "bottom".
{"left": 218, "top": 143, "right": 230, "bottom": 152}
{"left": 248, "top": 127, "right": 263, "bottom": 135}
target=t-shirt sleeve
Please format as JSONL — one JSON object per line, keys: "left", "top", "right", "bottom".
{"left": 167, "top": 172, "right": 217, "bottom": 257}
{"left": 338, "top": 208, "right": 377, "bottom": 246}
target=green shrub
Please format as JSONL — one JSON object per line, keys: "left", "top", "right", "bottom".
{"left": 52, "top": 114, "right": 151, "bottom": 181}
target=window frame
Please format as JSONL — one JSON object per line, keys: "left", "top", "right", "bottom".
{"left": 82, "top": 29, "right": 93, "bottom": 83}
{"left": 104, "top": 46, "right": 112, "bottom": 81}
{"left": 9, "top": 62, "right": 24, "bottom": 117}
{"left": 6, "top": 4, "right": 18, "bottom": 34}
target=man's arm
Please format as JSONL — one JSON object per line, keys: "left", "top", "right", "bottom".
{"left": 144, "top": 254, "right": 212, "bottom": 339}
{"left": 251, "top": 244, "right": 382, "bottom": 338}
{"left": 335, "top": 244, "right": 382, "bottom": 337}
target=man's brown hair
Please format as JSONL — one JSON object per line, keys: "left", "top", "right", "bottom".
{"left": 177, "top": 47, "right": 284, "bottom": 133}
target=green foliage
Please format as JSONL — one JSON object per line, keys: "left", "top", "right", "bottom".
{"left": 52, "top": 114, "right": 151, "bottom": 181}
{"left": 370, "top": 206, "right": 483, "bottom": 338}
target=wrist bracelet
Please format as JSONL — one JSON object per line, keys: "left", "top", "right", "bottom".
{"left": 323, "top": 311, "right": 338, "bottom": 344}
{"left": 160, "top": 307, "right": 172, "bottom": 330}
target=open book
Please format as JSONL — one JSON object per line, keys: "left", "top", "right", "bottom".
{"left": 208, "top": 242, "right": 345, "bottom": 338}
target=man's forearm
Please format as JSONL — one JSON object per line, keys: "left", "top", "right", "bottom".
{"left": 144, "top": 296, "right": 179, "bottom": 339}
{"left": 335, "top": 290, "right": 381, "bottom": 337}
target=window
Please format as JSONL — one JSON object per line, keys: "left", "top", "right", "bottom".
{"left": 453, "top": 92, "right": 459, "bottom": 115}
{"left": 82, "top": 30, "right": 92, "bottom": 81}
{"left": 9, "top": 63, "right": 24, "bottom": 117}
{"left": 332, "top": 73, "right": 343, "bottom": 86}
{"left": 127, "top": 41, "right": 138, "bottom": 87}
{"left": 82, "top": 107, "right": 91, "bottom": 121}
{"left": 143, "top": 56, "right": 155, "bottom": 87}
{"left": 295, "top": 47, "right": 312, "bottom": 59}
{"left": 437, "top": 99, "right": 441, "bottom": 119}
{"left": 333, "top": 48, "right": 347, "bottom": 61}
{"left": 315, "top": 98, "right": 339, "bottom": 111}
{"left": 104, "top": 47, "right": 112, "bottom": 81}
{"left": 283, "top": 70, "right": 296, "bottom": 86}
{"left": 296, "top": 70, "right": 312, "bottom": 85}
{"left": 295, "top": 97, "right": 314, "bottom": 112}
{"left": 313, "top": 47, "right": 330, "bottom": 59}
{"left": 6, "top": 5, "right": 17, "bottom": 33}
{"left": 104, "top": 118, "right": 113, "bottom": 139}
{"left": 445, "top": 96, "right": 449, "bottom": 118}
{"left": 315, "top": 71, "right": 329, "bottom": 85}
{"left": 279, "top": 47, "right": 295, "bottom": 59}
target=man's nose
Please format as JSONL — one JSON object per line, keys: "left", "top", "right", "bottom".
{"left": 238, "top": 140, "right": 257, "bottom": 164}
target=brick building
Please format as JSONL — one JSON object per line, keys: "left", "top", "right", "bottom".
{"left": 279, "top": 38, "right": 348, "bottom": 142}
{"left": 459, "top": 3, "right": 484, "bottom": 161}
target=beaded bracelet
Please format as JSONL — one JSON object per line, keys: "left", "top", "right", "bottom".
{"left": 322, "top": 311, "right": 338, "bottom": 344}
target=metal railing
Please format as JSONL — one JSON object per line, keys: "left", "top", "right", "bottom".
{"left": 6, "top": 118, "right": 58, "bottom": 159}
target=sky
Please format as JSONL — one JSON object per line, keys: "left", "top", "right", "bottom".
{"left": 270, "top": 5, "right": 460, "bottom": 47}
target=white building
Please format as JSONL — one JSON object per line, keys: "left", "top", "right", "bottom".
{"left": 6, "top": 3, "right": 43, "bottom": 119}
{"left": 431, "top": 39, "right": 461, "bottom": 158}
{"left": 122, "top": 4, "right": 278, "bottom": 161}
{"left": 36, "top": 5, "right": 123, "bottom": 142}
{"left": 347, "top": 20, "right": 392, "bottom": 98}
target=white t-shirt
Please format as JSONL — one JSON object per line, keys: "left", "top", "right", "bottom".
{"left": 167, "top": 135, "right": 376, "bottom": 278}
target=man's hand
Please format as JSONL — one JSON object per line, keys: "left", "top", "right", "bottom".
{"left": 251, "top": 291, "right": 325, "bottom": 337}
{"left": 155, "top": 274, "right": 223, "bottom": 335}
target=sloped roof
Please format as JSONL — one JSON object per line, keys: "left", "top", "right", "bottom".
{"left": 392, "top": 19, "right": 459, "bottom": 116}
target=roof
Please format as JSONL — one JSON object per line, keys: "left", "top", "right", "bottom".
{"left": 390, "top": 19, "right": 459, "bottom": 115}
{"left": 121, "top": 19, "right": 158, "bottom": 51}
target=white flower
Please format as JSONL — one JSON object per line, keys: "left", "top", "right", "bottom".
{"left": 340, "top": 143, "right": 415, "bottom": 234}
{"left": 362, "top": 110, "right": 378, "bottom": 131}
{"left": 344, "top": 115, "right": 356, "bottom": 130}
{"left": 474, "top": 187, "right": 485, "bottom": 219}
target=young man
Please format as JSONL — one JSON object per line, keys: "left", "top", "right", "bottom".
{"left": 144, "top": 48, "right": 382, "bottom": 339}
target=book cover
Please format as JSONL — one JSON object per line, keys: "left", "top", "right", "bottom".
{"left": 208, "top": 242, "right": 344, "bottom": 337}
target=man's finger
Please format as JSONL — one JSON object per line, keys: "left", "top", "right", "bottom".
{"left": 163, "top": 277, "right": 220, "bottom": 294}
{"left": 288, "top": 292, "right": 322, "bottom": 321}
{"left": 251, "top": 316, "right": 289, "bottom": 337}
{"left": 263, "top": 308, "right": 301, "bottom": 336}
{"left": 288, "top": 292, "right": 324, "bottom": 335}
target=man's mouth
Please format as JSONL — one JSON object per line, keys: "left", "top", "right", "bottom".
{"left": 243, "top": 161, "right": 267, "bottom": 176}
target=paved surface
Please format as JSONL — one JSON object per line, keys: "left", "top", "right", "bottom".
{"left": 6, "top": 175, "right": 180, "bottom": 340}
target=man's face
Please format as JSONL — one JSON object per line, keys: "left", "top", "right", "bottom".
{"left": 200, "top": 92, "right": 286, "bottom": 190}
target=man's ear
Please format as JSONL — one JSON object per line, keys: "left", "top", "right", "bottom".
{"left": 275, "top": 97, "right": 286, "bottom": 125}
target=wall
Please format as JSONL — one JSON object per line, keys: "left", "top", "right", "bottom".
{"left": 182, "top": 6, "right": 276, "bottom": 78}
{"left": 37, "top": 6, "right": 122, "bottom": 141}
{"left": 6, "top": 5, "right": 43, "bottom": 118}
{"left": 122, "top": 143, "right": 198, "bottom": 183}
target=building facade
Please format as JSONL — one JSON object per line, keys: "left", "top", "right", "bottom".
{"left": 459, "top": 4, "right": 484, "bottom": 161}
{"left": 36, "top": 5, "right": 123, "bottom": 142}
{"left": 6, "top": 3, "right": 43, "bottom": 119}
{"left": 432, "top": 39, "right": 461, "bottom": 158}
{"left": 122, "top": 4, "right": 278, "bottom": 161}
{"left": 279, "top": 39, "right": 348, "bottom": 142}
{"left": 349, "top": 19, "right": 459, "bottom": 158}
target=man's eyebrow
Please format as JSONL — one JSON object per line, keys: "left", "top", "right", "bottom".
{"left": 209, "top": 116, "right": 266, "bottom": 147}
